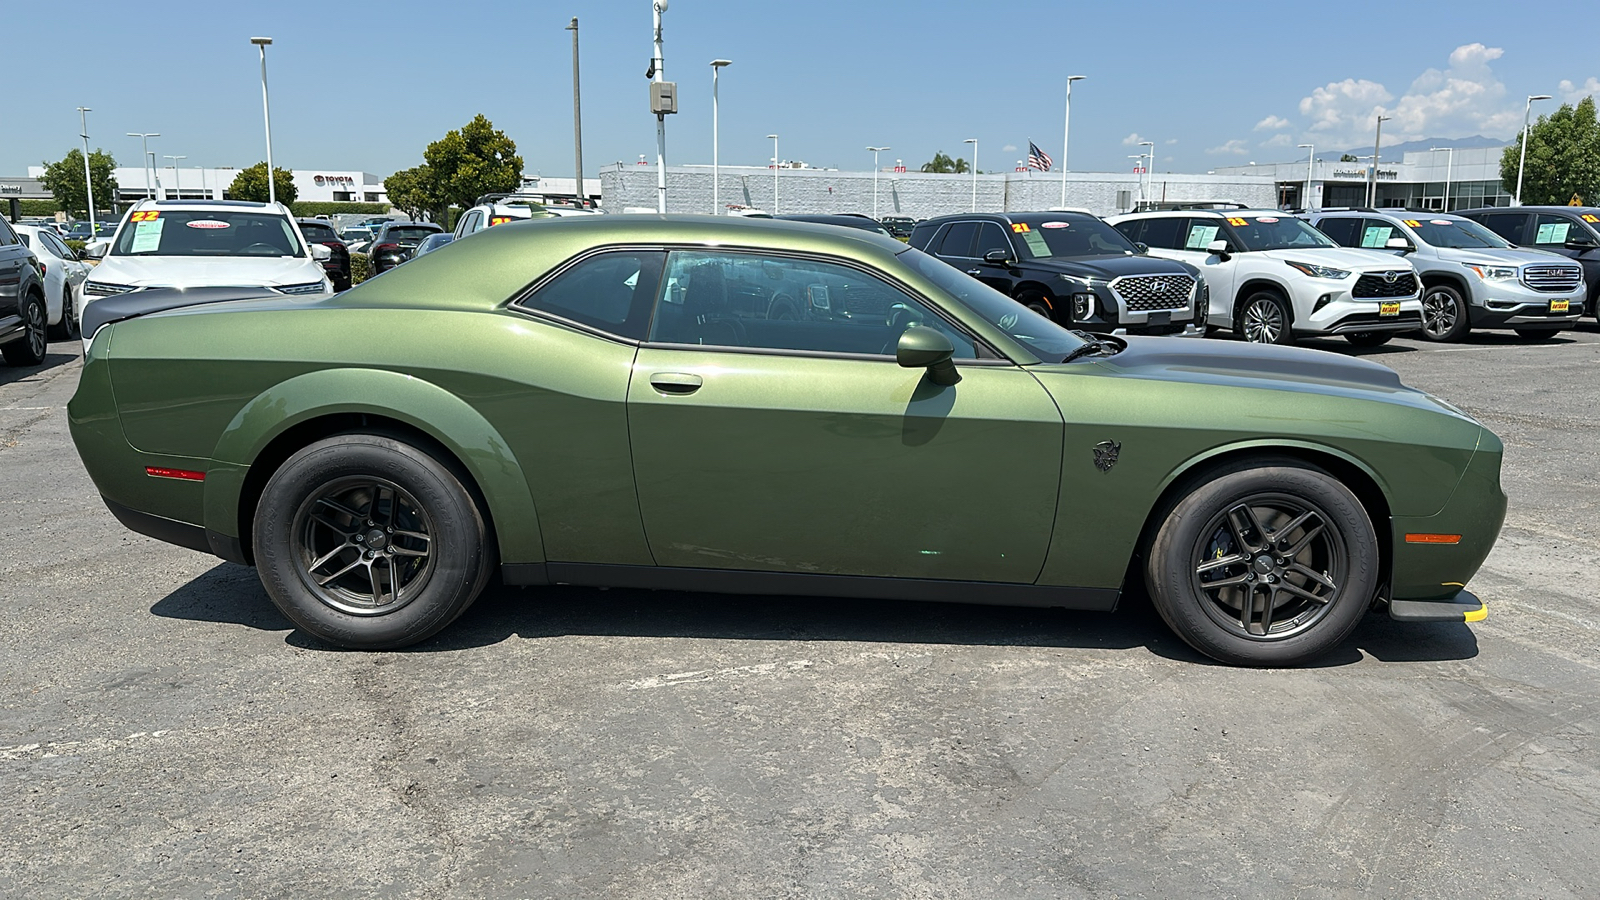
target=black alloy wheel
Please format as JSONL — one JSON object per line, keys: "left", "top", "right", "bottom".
{"left": 2, "top": 293, "right": 48, "bottom": 367}
{"left": 1418, "top": 284, "right": 1470, "bottom": 342}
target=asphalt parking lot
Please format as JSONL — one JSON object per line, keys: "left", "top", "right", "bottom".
{"left": 3, "top": 326, "right": 1597, "bottom": 899}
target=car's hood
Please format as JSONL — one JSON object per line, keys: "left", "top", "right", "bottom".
{"left": 1427, "top": 246, "right": 1568, "bottom": 267}
{"left": 1256, "top": 247, "right": 1415, "bottom": 272}
{"left": 1024, "top": 253, "right": 1195, "bottom": 280}
{"left": 88, "top": 255, "right": 325, "bottom": 288}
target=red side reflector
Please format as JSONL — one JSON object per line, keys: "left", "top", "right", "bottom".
{"left": 145, "top": 466, "right": 205, "bottom": 482}
{"left": 1405, "top": 533, "right": 1461, "bottom": 544}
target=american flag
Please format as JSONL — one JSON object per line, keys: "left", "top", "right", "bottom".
{"left": 1027, "top": 141, "right": 1053, "bottom": 172}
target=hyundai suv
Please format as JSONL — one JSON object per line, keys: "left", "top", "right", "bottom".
{"left": 910, "top": 212, "right": 1206, "bottom": 336}
{"left": 1109, "top": 209, "right": 1422, "bottom": 346}
{"left": 1308, "top": 210, "right": 1585, "bottom": 341}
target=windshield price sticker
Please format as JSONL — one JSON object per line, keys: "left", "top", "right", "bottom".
{"left": 1226, "top": 217, "right": 1247, "bottom": 226}
{"left": 1020, "top": 231, "right": 1052, "bottom": 257}
{"left": 1430, "top": 219, "right": 1453, "bottom": 226}
{"left": 489, "top": 216, "right": 516, "bottom": 226}
{"left": 186, "top": 219, "right": 231, "bottom": 229}
{"left": 1256, "top": 216, "right": 1279, "bottom": 224}
{"left": 1403, "top": 219, "right": 1422, "bottom": 227}
{"left": 1011, "top": 223, "right": 1031, "bottom": 233}
{"left": 130, "top": 218, "right": 164, "bottom": 253}
{"left": 1536, "top": 222, "right": 1570, "bottom": 243}
{"left": 129, "top": 210, "right": 160, "bottom": 222}
{"left": 1041, "top": 221, "right": 1072, "bottom": 229}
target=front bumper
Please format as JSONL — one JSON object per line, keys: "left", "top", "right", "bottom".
{"left": 1388, "top": 429, "right": 1507, "bottom": 602}
{"left": 1082, "top": 280, "right": 1203, "bottom": 336}
{"left": 1468, "top": 279, "right": 1584, "bottom": 329}
{"left": 1300, "top": 288, "right": 1423, "bottom": 335}
{"left": 1389, "top": 588, "right": 1487, "bottom": 622}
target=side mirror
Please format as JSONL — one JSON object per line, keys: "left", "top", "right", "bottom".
{"left": 1207, "top": 239, "right": 1231, "bottom": 260}
{"left": 1133, "top": 241, "right": 1149, "bottom": 254}
{"left": 83, "top": 242, "right": 108, "bottom": 260}
{"left": 983, "top": 248, "right": 1013, "bottom": 264}
{"left": 1565, "top": 235, "right": 1598, "bottom": 250}
{"left": 1385, "top": 237, "right": 1414, "bottom": 252}
{"left": 310, "top": 244, "right": 333, "bottom": 261}
{"left": 896, "top": 325, "right": 961, "bottom": 386}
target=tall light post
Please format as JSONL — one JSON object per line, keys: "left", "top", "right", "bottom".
{"left": 1366, "top": 113, "right": 1391, "bottom": 207}
{"left": 164, "top": 155, "right": 187, "bottom": 199}
{"left": 77, "top": 107, "right": 98, "bottom": 237}
{"left": 1128, "top": 155, "right": 1146, "bottom": 208}
{"left": 566, "top": 18, "right": 584, "bottom": 206}
{"left": 1297, "top": 143, "right": 1315, "bottom": 211}
{"left": 963, "top": 138, "right": 978, "bottom": 211}
{"left": 127, "top": 132, "right": 160, "bottom": 199}
{"left": 867, "top": 145, "right": 890, "bottom": 218}
{"left": 1138, "top": 140, "right": 1154, "bottom": 208}
{"left": 1060, "top": 74, "right": 1086, "bottom": 207}
{"left": 147, "top": 151, "right": 162, "bottom": 198}
{"left": 710, "top": 59, "right": 731, "bottom": 214}
{"left": 250, "top": 37, "right": 276, "bottom": 205}
{"left": 649, "top": 1, "right": 669, "bottom": 213}
{"left": 1429, "top": 146, "right": 1455, "bottom": 211}
{"left": 767, "top": 134, "right": 779, "bottom": 213}
{"left": 1515, "top": 94, "right": 1553, "bottom": 207}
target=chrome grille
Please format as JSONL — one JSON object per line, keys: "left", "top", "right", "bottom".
{"left": 1521, "top": 264, "right": 1583, "bottom": 293}
{"left": 1352, "top": 271, "right": 1418, "bottom": 298}
{"left": 1110, "top": 274, "right": 1194, "bottom": 311}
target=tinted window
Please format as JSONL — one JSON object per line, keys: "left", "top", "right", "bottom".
{"left": 1405, "top": 217, "right": 1509, "bottom": 249}
{"left": 299, "top": 222, "right": 338, "bottom": 242}
{"left": 1314, "top": 216, "right": 1360, "bottom": 247}
{"left": 1356, "top": 219, "right": 1401, "bottom": 249}
{"left": 1226, "top": 215, "right": 1336, "bottom": 252}
{"left": 899, "top": 248, "right": 1085, "bottom": 362}
{"left": 456, "top": 211, "right": 482, "bottom": 237}
{"left": 0, "top": 220, "right": 16, "bottom": 246}
{"left": 1532, "top": 213, "right": 1576, "bottom": 247}
{"left": 974, "top": 222, "right": 1012, "bottom": 258}
{"left": 382, "top": 226, "right": 442, "bottom": 241}
{"left": 1013, "top": 217, "right": 1135, "bottom": 259}
{"left": 1132, "top": 217, "right": 1183, "bottom": 250}
{"left": 42, "top": 233, "right": 73, "bottom": 258}
{"left": 937, "top": 222, "right": 978, "bottom": 257}
{"left": 1181, "top": 218, "right": 1224, "bottom": 251}
{"left": 111, "top": 211, "right": 304, "bottom": 258}
{"left": 1477, "top": 213, "right": 1528, "bottom": 243}
{"left": 648, "top": 250, "right": 977, "bottom": 359}
{"left": 517, "top": 250, "right": 665, "bottom": 340}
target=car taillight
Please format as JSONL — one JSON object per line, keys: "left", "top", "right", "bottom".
{"left": 373, "top": 242, "right": 400, "bottom": 254}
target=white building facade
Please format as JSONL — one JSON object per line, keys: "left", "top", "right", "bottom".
{"left": 1213, "top": 145, "right": 1514, "bottom": 211}
{"left": 22, "top": 166, "right": 390, "bottom": 206}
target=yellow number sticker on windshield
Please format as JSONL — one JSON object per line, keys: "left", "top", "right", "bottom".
{"left": 1010, "top": 222, "right": 1031, "bottom": 233}
{"left": 1226, "top": 217, "right": 1247, "bottom": 227}
{"left": 1403, "top": 219, "right": 1422, "bottom": 227}
{"left": 489, "top": 216, "right": 515, "bottom": 226}
{"left": 1583, "top": 214, "right": 1600, "bottom": 223}
{"left": 129, "top": 210, "right": 160, "bottom": 222}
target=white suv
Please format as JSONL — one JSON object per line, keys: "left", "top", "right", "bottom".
{"left": 452, "top": 192, "right": 598, "bottom": 240}
{"left": 82, "top": 199, "right": 333, "bottom": 331}
{"left": 1109, "top": 209, "right": 1422, "bottom": 346}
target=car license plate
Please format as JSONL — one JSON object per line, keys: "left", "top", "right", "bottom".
{"left": 1379, "top": 301, "right": 1400, "bottom": 316}
{"left": 1147, "top": 311, "right": 1171, "bottom": 326}
{"left": 1551, "top": 299, "right": 1570, "bottom": 313}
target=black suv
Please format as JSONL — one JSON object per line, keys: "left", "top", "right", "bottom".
{"left": 0, "top": 217, "right": 48, "bottom": 366}
{"left": 1457, "top": 206, "right": 1600, "bottom": 321}
{"left": 367, "top": 222, "right": 445, "bottom": 275}
{"left": 296, "top": 219, "right": 352, "bottom": 291}
{"left": 909, "top": 212, "right": 1206, "bottom": 335}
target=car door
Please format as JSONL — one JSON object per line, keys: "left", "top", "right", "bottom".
{"left": 0, "top": 219, "right": 25, "bottom": 333}
{"left": 626, "top": 248, "right": 1064, "bottom": 584}
{"left": 1475, "top": 211, "right": 1530, "bottom": 245}
{"left": 970, "top": 220, "right": 1020, "bottom": 296}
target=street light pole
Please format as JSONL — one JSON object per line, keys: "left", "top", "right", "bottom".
{"left": 1128, "top": 155, "right": 1145, "bottom": 208}
{"left": 250, "top": 37, "right": 276, "bottom": 205}
{"left": 1060, "top": 75, "right": 1086, "bottom": 208}
{"left": 1429, "top": 146, "right": 1454, "bottom": 211}
{"left": 77, "top": 107, "right": 98, "bottom": 237}
{"left": 711, "top": 59, "right": 731, "bottom": 215}
{"left": 128, "top": 133, "right": 160, "bottom": 199}
{"left": 651, "top": 1, "right": 668, "bottom": 213}
{"left": 1367, "top": 114, "right": 1391, "bottom": 207}
{"left": 1515, "top": 94, "right": 1553, "bottom": 207}
{"left": 963, "top": 138, "right": 978, "bottom": 211}
{"left": 767, "top": 134, "right": 779, "bottom": 213}
{"left": 164, "top": 155, "right": 187, "bottom": 199}
{"left": 1298, "top": 143, "right": 1315, "bottom": 211}
{"left": 867, "top": 145, "right": 889, "bottom": 218}
{"left": 565, "top": 18, "right": 584, "bottom": 207}
{"left": 1138, "top": 140, "right": 1154, "bottom": 209}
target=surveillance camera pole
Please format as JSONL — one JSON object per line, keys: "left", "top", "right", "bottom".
{"left": 651, "top": 2, "right": 667, "bottom": 213}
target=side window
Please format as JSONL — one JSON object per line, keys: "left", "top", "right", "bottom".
{"left": 1314, "top": 217, "right": 1360, "bottom": 247}
{"left": 515, "top": 250, "right": 665, "bottom": 340}
{"left": 1357, "top": 219, "right": 1400, "bottom": 249}
{"left": 1136, "top": 217, "right": 1182, "bottom": 250}
{"left": 43, "top": 233, "right": 71, "bottom": 258}
{"left": 1112, "top": 219, "right": 1144, "bottom": 245}
{"left": 1532, "top": 214, "right": 1575, "bottom": 247}
{"left": 1181, "top": 218, "right": 1222, "bottom": 251}
{"left": 648, "top": 250, "right": 979, "bottom": 359}
{"left": 937, "top": 222, "right": 978, "bottom": 258}
{"left": 1479, "top": 213, "right": 1528, "bottom": 244}
{"left": 0, "top": 220, "right": 17, "bottom": 246}
{"left": 973, "top": 222, "right": 1012, "bottom": 259}
{"left": 454, "top": 211, "right": 479, "bottom": 238}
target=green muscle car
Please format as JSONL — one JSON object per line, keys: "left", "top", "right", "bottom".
{"left": 68, "top": 216, "right": 1506, "bottom": 665}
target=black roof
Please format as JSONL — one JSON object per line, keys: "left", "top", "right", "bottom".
{"left": 1454, "top": 204, "right": 1600, "bottom": 215}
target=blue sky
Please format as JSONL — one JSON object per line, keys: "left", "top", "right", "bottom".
{"left": 9, "top": 0, "right": 1600, "bottom": 181}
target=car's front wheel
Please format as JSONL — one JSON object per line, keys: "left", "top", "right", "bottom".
{"left": 48, "top": 285, "right": 79, "bottom": 341}
{"left": 1, "top": 291, "right": 48, "bottom": 367}
{"left": 1418, "top": 284, "right": 1470, "bottom": 342}
{"left": 1237, "top": 291, "right": 1294, "bottom": 345}
{"left": 253, "top": 434, "right": 495, "bottom": 649}
{"left": 1145, "top": 459, "right": 1377, "bottom": 666}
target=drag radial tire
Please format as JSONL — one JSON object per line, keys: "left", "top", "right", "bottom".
{"left": 253, "top": 434, "right": 494, "bottom": 650}
{"left": 1145, "top": 459, "right": 1378, "bottom": 666}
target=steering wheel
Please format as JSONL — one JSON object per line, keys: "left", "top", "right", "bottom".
{"left": 241, "top": 242, "right": 282, "bottom": 255}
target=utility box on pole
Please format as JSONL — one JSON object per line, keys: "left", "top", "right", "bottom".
{"left": 650, "top": 81, "right": 677, "bottom": 115}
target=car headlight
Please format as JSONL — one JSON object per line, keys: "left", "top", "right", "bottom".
{"left": 1463, "top": 263, "right": 1517, "bottom": 281}
{"left": 84, "top": 281, "right": 137, "bottom": 297}
{"left": 1284, "top": 260, "right": 1351, "bottom": 279}
{"left": 276, "top": 281, "right": 328, "bottom": 295}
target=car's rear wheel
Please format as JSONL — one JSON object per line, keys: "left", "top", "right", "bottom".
{"left": 1237, "top": 291, "right": 1294, "bottom": 345}
{"left": 48, "top": 285, "right": 79, "bottom": 341}
{"left": 2, "top": 292, "right": 48, "bottom": 367}
{"left": 1418, "top": 284, "right": 1470, "bottom": 342}
{"left": 1145, "top": 459, "right": 1377, "bottom": 666}
{"left": 253, "top": 434, "right": 494, "bottom": 649}
{"left": 1343, "top": 331, "right": 1392, "bottom": 347}
{"left": 1513, "top": 327, "right": 1559, "bottom": 341}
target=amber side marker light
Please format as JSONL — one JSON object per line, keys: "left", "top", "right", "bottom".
{"left": 1405, "top": 533, "right": 1461, "bottom": 544}
{"left": 145, "top": 467, "right": 206, "bottom": 482}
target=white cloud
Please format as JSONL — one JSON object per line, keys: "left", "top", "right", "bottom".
{"left": 1121, "top": 132, "right": 1145, "bottom": 146}
{"left": 1298, "top": 78, "right": 1394, "bottom": 140}
{"left": 1207, "top": 139, "right": 1249, "bottom": 155}
{"left": 1165, "top": 138, "right": 1179, "bottom": 145}
{"left": 1559, "top": 77, "right": 1600, "bottom": 104}
{"left": 1255, "top": 115, "right": 1290, "bottom": 131}
{"left": 1261, "top": 133, "right": 1294, "bottom": 148}
{"left": 1002, "top": 144, "right": 1018, "bottom": 152}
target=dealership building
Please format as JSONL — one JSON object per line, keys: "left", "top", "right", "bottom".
{"left": 1212, "top": 144, "right": 1514, "bottom": 211}
{"left": 9, "top": 166, "right": 391, "bottom": 208}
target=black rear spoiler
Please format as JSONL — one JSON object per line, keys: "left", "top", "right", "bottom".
{"left": 83, "top": 286, "right": 280, "bottom": 338}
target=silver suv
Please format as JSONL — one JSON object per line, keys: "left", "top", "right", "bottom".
{"left": 1308, "top": 210, "right": 1585, "bottom": 341}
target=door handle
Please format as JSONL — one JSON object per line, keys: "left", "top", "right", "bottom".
{"left": 966, "top": 268, "right": 982, "bottom": 276}
{"left": 649, "top": 373, "right": 703, "bottom": 395}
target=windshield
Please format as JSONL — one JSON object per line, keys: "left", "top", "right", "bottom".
{"left": 898, "top": 247, "right": 1086, "bottom": 362}
{"left": 1013, "top": 216, "right": 1137, "bottom": 258}
{"left": 1401, "top": 216, "right": 1510, "bottom": 249}
{"left": 111, "top": 210, "right": 305, "bottom": 258}
{"left": 382, "top": 226, "right": 442, "bottom": 241}
{"left": 299, "top": 223, "right": 338, "bottom": 242}
{"left": 1227, "top": 215, "right": 1337, "bottom": 252}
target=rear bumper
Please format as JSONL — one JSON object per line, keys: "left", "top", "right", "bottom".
{"left": 102, "top": 497, "right": 248, "bottom": 564}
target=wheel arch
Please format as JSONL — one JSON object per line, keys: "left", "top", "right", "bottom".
{"left": 1232, "top": 278, "right": 1295, "bottom": 327}
{"left": 205, "top": 368, "right": 543, "bottom": 566}
{"left": 1419, "top": 269, "right": 1471, "bottom": 297}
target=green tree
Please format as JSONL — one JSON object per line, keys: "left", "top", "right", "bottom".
{"left": 39, "top": 148, "right": 118, "bottom": 218}
{"left": 423, "top": 114, "right": 522, "bottom": 210}
{"left": 1500, "top": 97, "right": 1600, "bottom": 206}
{"left": 919, "top": 151, "right": 970, "bottom": 174}
{"left": 383, "top": 165, "right": 442, "bottom": 222}
{"left": 1338, "top": 153, "right": 1359, "bottom": 162}
{"left": 227, "top": 162, "right": 298, "bottom": 205}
